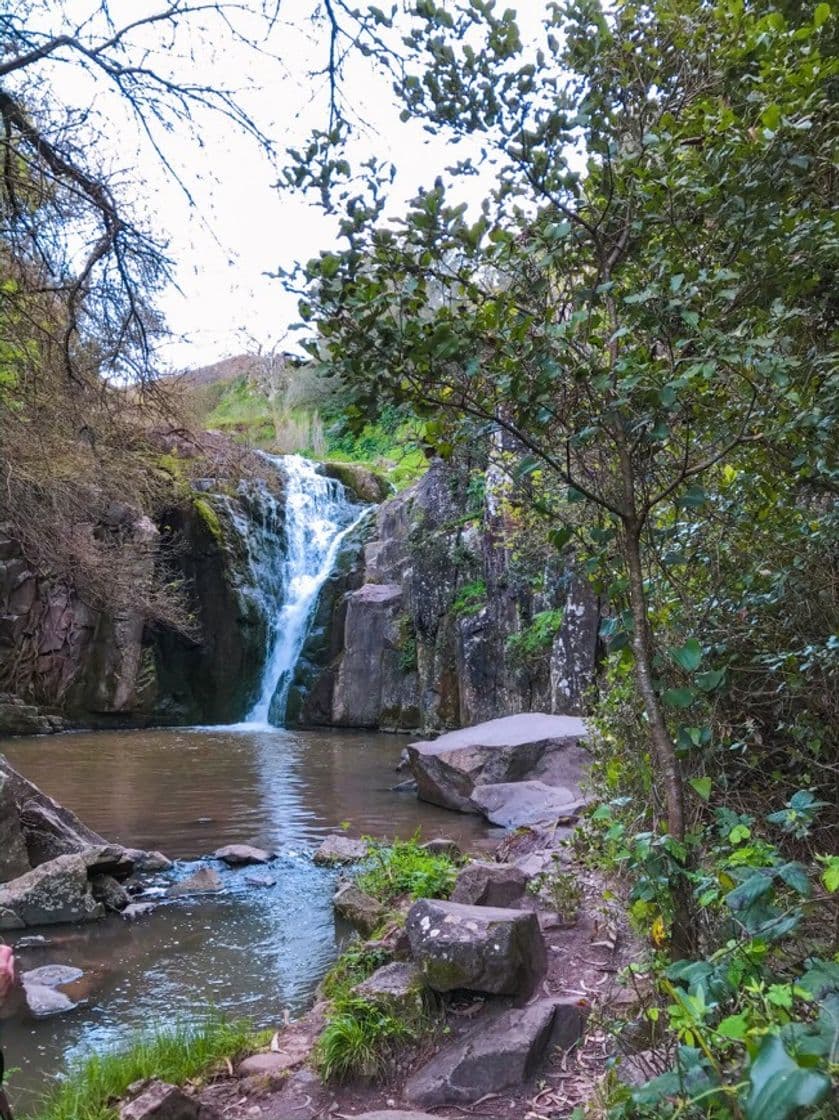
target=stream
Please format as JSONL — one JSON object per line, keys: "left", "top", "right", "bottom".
{"left": 1, "top": 726, "right": 489, "bottom": 1107}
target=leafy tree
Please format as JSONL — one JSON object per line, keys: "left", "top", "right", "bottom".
{"left": 286, "top": 0, "right": 837, "bottom": 948}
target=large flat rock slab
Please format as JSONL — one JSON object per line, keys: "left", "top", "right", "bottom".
{"left": 406, "top": 898, "right": 545, "bottom": 997}
{"left": 407, "top": 714, "right": 587, "bottom": 813}
{"left": 471, "top": 780, "right": 587, "bottom": 829}
{"left": 405, "top": 997, "right": 586, "bottom": 1107}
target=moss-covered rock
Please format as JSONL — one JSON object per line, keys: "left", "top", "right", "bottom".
{"left": 320, "top": 461, "right": 391, "bottom": 503}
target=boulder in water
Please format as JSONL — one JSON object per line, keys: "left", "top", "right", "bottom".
{"left": 313, "top": 834, "right": 368, "bottom": 865}
{"left": 22, "top": 980, "right": 77, "bottom": 1018}
{"left": 0, "top": 770, "right": 30, "bottom": 883}
{"left": 168, "top": 867, "right": 223, "bottom": 896}
{"left": 407, "top": 713, "right": 589, "bottom": 814}
{"left": 213, "top": 844, "right": 274, "bottom": 866}
{"left": 333, "top": 881, "right": 385, "bottom": 935}
{"left": 21, "top": 964, "right": 83, "bottom": 987}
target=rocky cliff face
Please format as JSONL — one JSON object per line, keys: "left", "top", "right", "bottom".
{"left": 0, "top": 464, "right": 286, "bottom": 732}
{"left": 286, "top": 459, "right": 601, "bottom": 733}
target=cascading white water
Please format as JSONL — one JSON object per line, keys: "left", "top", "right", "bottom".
{"left": 244, "top": 454, "right": 369, "bottom": 728}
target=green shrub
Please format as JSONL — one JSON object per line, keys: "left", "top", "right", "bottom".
{"left": 356, "top": 836, "right": 457, "bottom": 905}
{"left": 506, "top": 608, "right": 565, "bottom": 666}
{"left": 451, "top": 579, "right": 487, "bottom": 619}
{"left": 30, "top": 1018, "right": 265, "bottom": 1120}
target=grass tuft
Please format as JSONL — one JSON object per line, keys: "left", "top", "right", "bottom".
{"left": 28, "top": 1018, "right": 266, "bottom": 1120}
{"left": 356, "top": 836, "right": 458, "bottom": 906}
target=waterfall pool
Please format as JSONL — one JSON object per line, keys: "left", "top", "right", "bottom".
{"left": 0, "top": 726, "right": 491, "bottom": 1109}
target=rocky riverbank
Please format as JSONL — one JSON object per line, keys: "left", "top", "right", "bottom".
{"left": 65, "top": 713, "right": 641, "bottom": 1120}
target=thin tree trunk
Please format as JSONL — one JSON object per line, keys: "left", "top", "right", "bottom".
{"left": 623, "top": 524, "right": 685, "bottom": 841}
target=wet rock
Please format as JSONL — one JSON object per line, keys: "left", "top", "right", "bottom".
{"left": 122, "top": 902, "right": 157, "bottom": 921}
{"left": 407, "top": 714, "right": 588, "bottom": 813}
{"left": 119, "top": 1080, "right": 213, "bottom": 1120}
{"left": 82, "top": 844, "right": 136, "bottom": 881}
{"left": 352, "top": 962, "right": 429, "bottom": 1018}
{"left": 420, "top": 838, "right": 462, "bottom": 861}
{"left": 451, "top": 861, "right": 529, "bottom": 908}
{"left": 23, "top": 981, "right": 77, "bottom": 1018}
{"left": 0, "top": 770, "right": 30, "bottom": 883}
{"left": 320, "top": 461, "right": 390, "bottom": 503}
{"left": 168, "top": 867, "right": 223, "bottom": 897}
{"left": 470, "top": 780, "right": 586, "bottom": 829}
{"left": 406, "top": 899, "right": 546, "bottom": 997}
{"left": 91, "top": 873, "right": 130, "bottom": 912}
{"left": 15, "top": 934, "right": 47, "bottom": 948}
{"left": 313, "top": 835, "right": 368, "bottom": 865}
{"left": 391, "top": 778, "right": 418, "bottom": 794}
{"left": 125, "top": 848, "right": 174, "bottom": 873}
{"left": 333, "top": 881, "right": 385, "bottom": 935}
{"left": 0, "top": 758, "right": 112, "bottom": 866}
{"left": 0, "top": 853, "right": 103, "bottom": 928}
{"left": 244, "top": 873, "right": 276, "bottom": 888}
{"left": 21, "top": 964, "right": 83, "bottom": 987}
{"left": 404, "top": 997, "right": 586, "bottom": 1106}
{"left": 213, "top": 844, "right": 274, "bottom": 867}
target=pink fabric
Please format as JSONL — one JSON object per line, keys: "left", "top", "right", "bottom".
{"left": 0, "top": 946, "right": 14, "bottom": 1007}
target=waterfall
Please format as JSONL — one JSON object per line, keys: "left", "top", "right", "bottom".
{"left": 244, "top": 454, "right": 368, "bottom": 728}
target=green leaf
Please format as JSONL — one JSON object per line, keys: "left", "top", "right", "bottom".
{"left": 761, "top": 104, "right": 782, "bottom": 131}
{"left": 725, "top": 871, "right": 774, "bottom": 912}
{"left": 814, "top": 3, "right": 831, "bottom": 29}
{"left": 819, "top": 856, "right": 839, "bottom": 893}
{"left": 717, "top": 1012, "right": 748, "bottom": 1040}
{"left": 690, "top": 777, "right": 712, "bottom": 801}
{"left": 776, "top": 862, "right": 811, "bottom": 897}
{"left": 663, "top": 687, "right": 695, "bottom": 709}
{"left": 548, "top": 525, "right": 574, "bottom": 551}
{"left": 672, "top": 638, "right": 702, "bottom": 671}
{"left": 744, "top": 1035, "right": 830, "bottom": 1120}
{"left": 696, "top": 668, "right": 725, "bottom": 692}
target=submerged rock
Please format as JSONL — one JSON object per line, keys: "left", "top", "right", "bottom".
{"left": 213, "top": 844, "right": 274, "bottom": 866}
{"left": 406, "top": 898, "right": 546, "bottom": 997}
{"left": 404, "top": 997, "right": 586, "bottom": 1106}
{"left": 91, "top": 873, "right": 130, "bottom": 912}
{"left": 21, "top": 964, "right": 83, "bottom": 988}
{"left": 313, "top": 834, "right": 368, "bottom": 865}
{"left": 125, "top": 848, "right": 174, "bottom": 873}
{"left": 407, "top": 713, "right": 588, "bottom": 814}
{"left": 22, "top": 980, "right": 77, "bottom": 1018}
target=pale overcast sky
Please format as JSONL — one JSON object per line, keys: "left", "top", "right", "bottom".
{"left": 40, "top": 1, "right": 543, "bottom": 370}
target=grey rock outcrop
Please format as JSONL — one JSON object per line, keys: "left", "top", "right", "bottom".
{"left": 120, "top": 1081, "right": 213, "bottom": 1120}
{"left": 407, "top": 713, "right": 589, "bottom": 815}
{"left": 0, "top": 853, "right": 103, "bottom": 928}
{"left": 404, "top": 997, "right": 586, "bottom": 1106}
{"left": 406, "top": 898, "right": 546, "bottom": 997}
{"left": 287, "top": 458, "right": 601, "bottom": 734}
{"left": 0, "top": 770, "right": 30, "bottom": 882}
{"left": 450, "top": 861, "right": 529, "bottom": 908}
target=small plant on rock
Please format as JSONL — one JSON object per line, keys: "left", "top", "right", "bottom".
{"left": 528, "top": 860, "right": 583, "bottom": 925}
{"left": 357, "top": 835, "right": 457, "bottom": 905}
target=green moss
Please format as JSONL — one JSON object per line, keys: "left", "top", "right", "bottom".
{"left": 192, "top": 496, "right": 223, "bottom": 542}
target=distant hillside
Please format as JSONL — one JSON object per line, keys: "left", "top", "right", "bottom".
{"left": 175, "top": 353, "right": 261, "bottom": 386}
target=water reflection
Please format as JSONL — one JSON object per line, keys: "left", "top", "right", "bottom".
{"left": 0, "top": 726, "right": 490, "bottom": 1106}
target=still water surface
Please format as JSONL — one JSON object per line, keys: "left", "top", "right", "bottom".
{"left": 0, "top": 726, "right": 490, "bottom": 1109}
